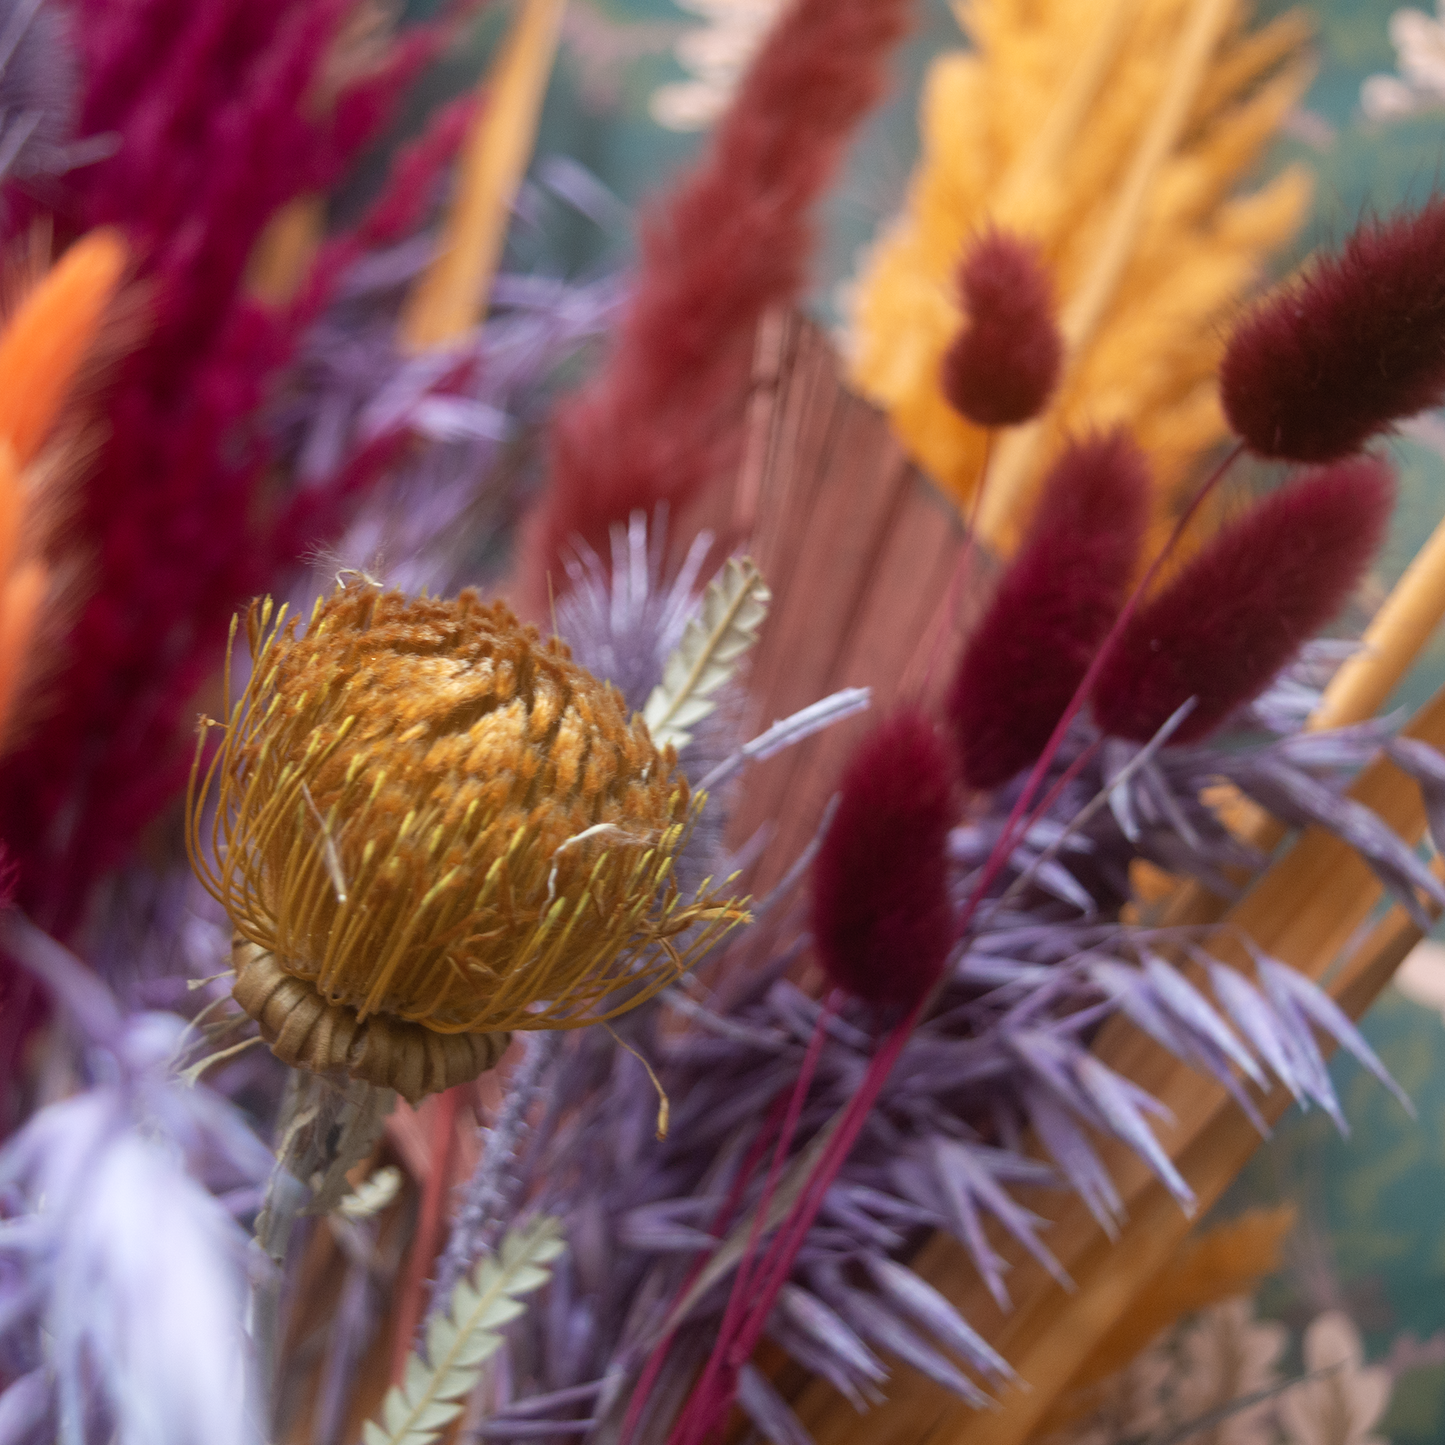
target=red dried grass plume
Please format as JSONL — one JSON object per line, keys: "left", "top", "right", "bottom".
{"left": 941, "top": 229, "right": 1062, "bottom": 428}
{"left": 519, "top": 0, "right": 913, "bottom": 606}
{"left": 947, "top": 430, "right": 1150, "bottom": 789}
{"left": 1222, "top": 199, "right": 1445, "bottom": 461}
{"left": 812, "top": 711, "right": 956, "bottom": 1010}
{"left": 1091, "top": 456, "right": 1396, "bottom": 744}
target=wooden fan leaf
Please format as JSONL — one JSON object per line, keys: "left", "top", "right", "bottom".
{"left": 643, "top": 557, "right": 771, "bottom": 750}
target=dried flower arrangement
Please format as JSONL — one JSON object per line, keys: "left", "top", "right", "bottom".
{"left": 2, "top": 1, "right": 1445, "bottom": 1445}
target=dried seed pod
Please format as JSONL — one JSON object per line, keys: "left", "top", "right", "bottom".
{"left": 1090, "top": 456, "right": 1395, "bottom": 745}
{"left": 940, "top": 228, "right": 1062, "bottom": 429}
{"left": 189, "top": 582, "right": 744, "bottom": 1101}
{"left": 948, "top": 428, "right": 1149, "bottom": 788}
{"left": 1221, "top": 198, "right": 1445, "bottom": 461}
{"left": 812, "top": 709, "right": 956, "bottom": 1010}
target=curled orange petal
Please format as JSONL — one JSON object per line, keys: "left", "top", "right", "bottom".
{"left": 0, "top": 228, "right": 128, "bottom": 467}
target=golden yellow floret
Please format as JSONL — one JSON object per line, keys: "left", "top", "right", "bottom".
{"left": 188, "top": 582, "right": 745, "bottom": 1099}
{"left": 845, "top": 0, "right": 1314, "bottom": 553}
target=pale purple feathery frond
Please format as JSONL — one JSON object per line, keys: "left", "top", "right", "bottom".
{"left": 1228, "top": 754, "right": 1445, "bottom": 930}
{"left": 1256, "top": 956, "right": 1415, "bottom": 1117}
{"left": 0, "top": 0, "right": 107, "bottom": 194}
{"left": 0, "top": 913, "right": 269, "bottom": 1445}
{"left": 736, "top": 1360, "right": 815, "bottom": 1445}
{"left": 554, "top": 510, "right": 717, "bottom": 713}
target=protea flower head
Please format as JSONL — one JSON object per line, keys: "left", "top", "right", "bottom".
{"left": 188, "top": 581, "right": 745, "bottom": 1102}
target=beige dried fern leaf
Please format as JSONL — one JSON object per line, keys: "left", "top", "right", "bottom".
{"left": 643, "top": 556, "right": 770, "bottom": 751}
{"left": 362, "top": 1216, "right": 565, "bottom": 1445}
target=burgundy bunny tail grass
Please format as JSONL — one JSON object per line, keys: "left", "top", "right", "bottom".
{"left": 1091, "top": 455, "right": 1396, "bottom": 744}
{"left": 947, "top": 429, "right": 1150, "bottom": 790}
{"left": 941, "top": 228, "right": 1062, "bottom": 428}
{"left": 1222, "top": 198, "right": 1445, "bottom": 462}
{"left": 519, "top": 0, "right": 913, "bottom": 606}
{"left": 811, "top": 710, "right": 955, "bottom": 1011}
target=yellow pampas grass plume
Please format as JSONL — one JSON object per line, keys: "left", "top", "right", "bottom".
{"left": 844, "top": 0, "right": 1313, "bottom": 553}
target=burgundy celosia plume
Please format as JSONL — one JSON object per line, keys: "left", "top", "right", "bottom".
{"left": 1091, "top": 456, "right": 1396, "bottom": 744}
{"left": 519, "top": 0, "right": 913, "bottom": 607}
{"left": 1222, "top": 199, "right": 1445, "bottom": 461}
{"left": 947, "top": 429, "right": 1150, "bottom": 789}
{"left": 941, "top": 228, "right": 1062, "bottom": 428}
{"left": 811, "top": 710, "right": 956, "bottom": 1010}
{"left": 0, "top": 1, "right": 469, "bottom": 943}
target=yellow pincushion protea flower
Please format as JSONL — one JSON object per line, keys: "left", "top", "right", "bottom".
{"left": 188, "top": 582, "right": 745, "bottom": 1102}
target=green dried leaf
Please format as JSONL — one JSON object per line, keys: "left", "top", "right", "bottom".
{"left": 643, "top": 557, "right": 771, "bottom": 750}
{"left": 362, "top": 1216, "right": 565, "bottom": 1445}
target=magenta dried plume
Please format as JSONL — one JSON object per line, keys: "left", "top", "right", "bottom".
{"left": 812, "top": 710, "right": 956, "bottom": 1010}
{"left": 1091, "top": 455, "right": 1395, "bottom": 744}
{"left": 948, "top": 429, "right": 1150, "bottom": 789}
{"left": 1222, "top": 199, "right": 1445, "bottom": 461}
{"left": 940, "top": 228, "right": 1062, "bottom": 428}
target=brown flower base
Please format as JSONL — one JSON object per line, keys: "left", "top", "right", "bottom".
{"left": 231, "top": 938, "right": 510, "bottom": 1104}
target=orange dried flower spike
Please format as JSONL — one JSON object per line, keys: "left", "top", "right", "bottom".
{"left": 188, "top": 581, "right": 746, "bottom": 1103}
{"left": 0, "top": 228, "right": 128, "bottom": 749}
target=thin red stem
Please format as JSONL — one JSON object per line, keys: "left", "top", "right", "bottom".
{"left": 727, "top": 997, "right": 924, "bottom": 1370}
{"left": 622, "top": 1093, "right": 788, "bottom": 1445}
{"left": 920, "top": 430, "right": 995, "bottom": 697}
{"left": 668, "top": 994, "right": 838, "bottom": 1445}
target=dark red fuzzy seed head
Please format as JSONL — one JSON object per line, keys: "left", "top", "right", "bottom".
{"left": 812, "top": 711, "right": 956, "bottom": 1010}
{"left": 1222, "top": 200, "right": 1445, "bottom": 461}
{"left": 1091, "top": 455, "right": 1396, "bottom": 744}
{"left": 941, "top": 229, "right": 1063, "bottom": 428}
{"left": 947, "top": 429, "right": 1151, "bottom": 789}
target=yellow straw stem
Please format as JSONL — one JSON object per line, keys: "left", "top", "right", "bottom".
{"left": 399, "top": 0, "right": 567, "bottom": 350}
{"left": 0, "top": 229, "right": 127, "bottom": 467}
{"left": 976, "top": 0, "right": 1234, "bottom": 547}
{"left": 1309, "top": 510, "right": 1445, "bottom": 731}
{"left": 991, "top": 0, "right": 1134, "bottom": 224}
